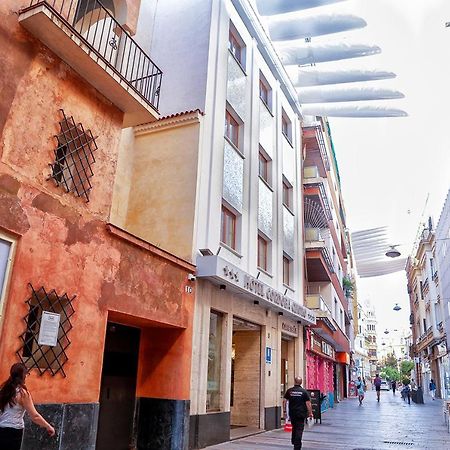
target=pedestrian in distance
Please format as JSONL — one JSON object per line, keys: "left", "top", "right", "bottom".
{"left": 0, "top": 363, "right": 55, "bottom": 450}
{"left": 283, "top": 376, "right": 313, "bottom": 450}
{"left": 356, "top": 376, "right": 365, "bottom": 405}
{"left": 391, "top": 380, "right": 397, "bottom": 395}
{"left": 403, "top": 382, "right": 411, "bottom": 405}
{"left": 429, "top": 379, "right": 437, "bottom": 400}
{"left": 374, "top": 374, "right": 382, "bottom": 402}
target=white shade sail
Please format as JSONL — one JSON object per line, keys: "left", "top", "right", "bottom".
{"left": 298, "top": 86, "right": 404, "bottom": 103}
{"left": 277, "top": 41, "right": 381, "bottom": 65}
{"left": 302, "top": 103, "right": 407, "bottom": 118}
{"left": 256, "top": 0, "right": 346, "bottom": 15}
{"left": 292, "top": 68, "right": 396, "bottom": 87}
{"left": 268, "top": 14, "right": 367, "bottom": 41}
{"left": 351, "top": 227, "right": 407, "bottom": 277}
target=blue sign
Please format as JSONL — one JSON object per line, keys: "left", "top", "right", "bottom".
{"left": 265, "top": 347, "right": 272, "bottom": 364}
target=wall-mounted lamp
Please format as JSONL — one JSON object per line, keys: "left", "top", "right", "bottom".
{"left": 219, "top": 284, "right": 226, "bottom": 291}
{"left": 254, "top": 300, "right": 259, "bottom": 305}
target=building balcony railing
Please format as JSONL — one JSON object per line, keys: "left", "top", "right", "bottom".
{"left": 19, "top": 0, "right": 162, "bottom": 126}
{"left": 305, "top": 294, "right": 337, "bottom": 332}
{"left": 303, "top": 125, "right": 330, "bottom": 171}
{"left": 305, "top": 238, "right": 335, "bottom": 276}
{"left": 303, "top": 166, "right": 332, "bottom": 220}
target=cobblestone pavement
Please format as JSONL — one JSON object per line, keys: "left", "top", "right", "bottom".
{"left": 205, "top": 391, "right": 450, "bottom": 449}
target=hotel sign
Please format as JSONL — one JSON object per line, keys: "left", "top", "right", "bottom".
{"left": 197, "top": 256, "right": 316, "bottom": 325}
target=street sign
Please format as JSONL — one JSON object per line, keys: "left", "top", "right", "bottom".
{"left": 265, "top": 346, "right": 272, "bottom": 364}
{"left": 307, "top": 389, "right": 322, "bottom": 423}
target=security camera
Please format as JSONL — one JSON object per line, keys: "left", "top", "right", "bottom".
{"left": 187, "top": 274, "right": 196, "bottom": 282}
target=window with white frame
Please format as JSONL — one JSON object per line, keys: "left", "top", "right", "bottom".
{"left": 228, "top": 23, "right": 245, "bottom": 69}
{"left": 283, "top": 255, "right": 292, "bottom": 287}
{"left": 225, "top": 108, "right": 241, "bottom": 150}
{"left": 257, "top": 234, "right": 269, "bottom": 272}
{"left": 281, "top": 109, "right": 292, "bottom": 144}
{"left": 0, "top": 236, "right": 14, "bottom": 328}
{"left": 282, "top": 178, "right": 293, "bottom": 210}
{"left": 259, "top": 72, "right": 272, "bottom": 111}
{"left": 258, "top": 147, "right": 271, "bottom": 186}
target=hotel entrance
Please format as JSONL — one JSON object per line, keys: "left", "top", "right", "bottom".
{"left": 230, "top": 317, "right": 262, "bottom": 438}
{"left": 280, "top": 335, "right": 296, "bottom": 420}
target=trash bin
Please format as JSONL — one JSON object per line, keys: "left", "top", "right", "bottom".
{"left": 412, "top": 387, "right": 424, "bottom": 404}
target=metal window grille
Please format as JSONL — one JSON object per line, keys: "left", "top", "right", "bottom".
{"left": 49, "top": 110, "right": 98, "bottom": 202}
{"left": 17, "top": 284, "right": 76, "bottom": 377}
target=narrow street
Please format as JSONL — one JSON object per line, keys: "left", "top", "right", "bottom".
{"left": 206, "top": 392, "right": 450, "bottom": 450}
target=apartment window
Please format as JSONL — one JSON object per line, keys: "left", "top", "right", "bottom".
{"left": 282, "top": 179, "right": 293, "bottom": 209}
{"left": 50, "top": 110, "right": 98, "bottom": 202}
{"left": 423, "top": 318, "right": 427, "bottom": 331}
{"left": 207, "top": 311, "right": 223, "bottom": 412}
{"left": 259, "top": 73, "right": 271, "bottom": 110}
{"left": 281, "top": 110, "right": 292, "bottom": 143}
{"left": 0, "top": 237, "right": 14, "bottom": 328}
{"left": 225, "top": 109, "right": 240, "bottom": 149}
{"left": 228, "top": 25, "right": 245, "bottom": 68}
{"left": 258, "top": 149, "right": 270, "bottom": 184}
{"left": 221, "top": 205, "right": 237, "bottom": 250}
{"left": 257, "top": 235, "right": 269, "bottom": 272}
{"left": 283, "top": 256, "right": 291, "bottom": 286}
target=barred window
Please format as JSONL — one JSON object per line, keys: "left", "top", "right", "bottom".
{"left": 17, "top": 284, "right": 75, "bottom": 377}
{"left": 49, "top": 110, "right": 98, "bottom": 202}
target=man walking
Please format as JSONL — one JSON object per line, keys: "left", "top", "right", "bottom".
{"left": 430, "top": 379, "right": 437, "bottom": 400}
{"left": 374, "top": 374, "right": 382, "bottom": 402}
{"left": 391, "top": 380, "right": 397, "bottom": 395}
{"left": 356, "top": 376, "right": 365, "bottom": 405}
{"left": 283, "top": 377, "right": 313, "bottom": 450}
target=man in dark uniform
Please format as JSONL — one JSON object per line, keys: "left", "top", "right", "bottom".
{"left": 283, "top": 376, "right": 313, "bottom": 450}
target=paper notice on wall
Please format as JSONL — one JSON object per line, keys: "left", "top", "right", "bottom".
{"left": 38, "top": 311, "right": 61, "bottom": 347}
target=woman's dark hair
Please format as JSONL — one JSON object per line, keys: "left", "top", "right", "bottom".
{"left": 0, "top": 363, "right": 28, "bottom": 412}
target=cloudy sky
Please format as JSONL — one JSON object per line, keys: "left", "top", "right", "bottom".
{"left": 326, "top": 0, "right": 450, "bottom": 339}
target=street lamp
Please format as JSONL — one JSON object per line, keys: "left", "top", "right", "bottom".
{"left": 393, "top": 303, "right": 401, "bottom": 311}
{"left": 384, "top": 329, "right": 389, "bottom": 335}
{"left": 386, "top": 245, "right": 401, "bottom": 258}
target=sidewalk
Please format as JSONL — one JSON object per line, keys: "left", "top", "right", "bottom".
{"left": 205, "top": 391, "right": 449, "bottom": 449}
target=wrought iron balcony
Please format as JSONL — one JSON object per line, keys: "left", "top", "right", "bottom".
{"left": 19, "top": 0, "right": 162, "bottom": 126}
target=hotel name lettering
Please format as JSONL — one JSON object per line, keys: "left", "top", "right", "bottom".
{"left": 238, "top": 273, "right": 314, "bottom": 322}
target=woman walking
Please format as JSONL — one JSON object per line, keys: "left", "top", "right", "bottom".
{"left": 356, "top": 376, "right": 365, "bottom": 405}
{"left": 0, "top": 363, "right": 55, "bottom": 449}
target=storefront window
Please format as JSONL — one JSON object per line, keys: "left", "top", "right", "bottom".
{"left": 207, "top": 311, "right": 223, "bottom": 412}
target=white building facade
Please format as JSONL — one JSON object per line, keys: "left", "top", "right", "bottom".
{"left": 131, "top": 0, "right": 316, "bottom": 447}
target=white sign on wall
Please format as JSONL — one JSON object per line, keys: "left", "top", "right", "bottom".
{"left": 38, "top": 311, "right": 61, "bottom": 347}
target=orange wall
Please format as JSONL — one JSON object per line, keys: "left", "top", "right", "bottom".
{"left": 0, "top": 0, "right": 194, "bottom": 405}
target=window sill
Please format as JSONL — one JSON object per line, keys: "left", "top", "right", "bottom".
{"left": 224, "top": 136, "right": 245, "bottom": 159}
{"left": 283, "top": 204, "right": 295, "bottom": 216}
{"left": 259, "top": 175, "right": 273, "bottom": 192}
{"left": 257, "top": 267, "right": 273, "bottom": 278}
{"left": 220, "top": 242, "right": 243, "bottom": 259}
{"left": 260, "top": 98, "right": 273, "bottom": 116}
{"left": 228, "top": 49, "right": 247, "bottom": 76}
{"left": 282, "top": 132, "right": 294, "bottom": 148}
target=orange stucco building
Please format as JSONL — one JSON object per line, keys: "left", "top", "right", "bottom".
{"left": 0, "top": 1, "right": 194, "bottom": 448}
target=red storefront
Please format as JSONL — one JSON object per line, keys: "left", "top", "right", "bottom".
{"left": 306, "top": 328, "right": 335, "bottom": 409}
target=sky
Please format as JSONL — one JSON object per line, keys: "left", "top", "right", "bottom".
{"left": 324, "top": 0, "right": 450, "bottom": 341}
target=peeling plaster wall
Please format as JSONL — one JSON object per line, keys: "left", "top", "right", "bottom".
{"left": 0, "top": 0, "right": 194, "bottom": 405}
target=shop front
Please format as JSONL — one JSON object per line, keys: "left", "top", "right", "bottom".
{"left": 190, "top": 256, "right": 316, "bottom": 449}
{"left": 305, "top": 328, "right": 335, "bottom": 412}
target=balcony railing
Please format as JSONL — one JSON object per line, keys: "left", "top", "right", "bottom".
{"left": 23, "top": 0, "right": 162, "bottom": 112}
{"left": 306, "top": 294, "right": 341, "bottom": 334}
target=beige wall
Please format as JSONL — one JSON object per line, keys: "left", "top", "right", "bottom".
{"left": 111, "top": 113, "right": 202, "bottom": 262}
